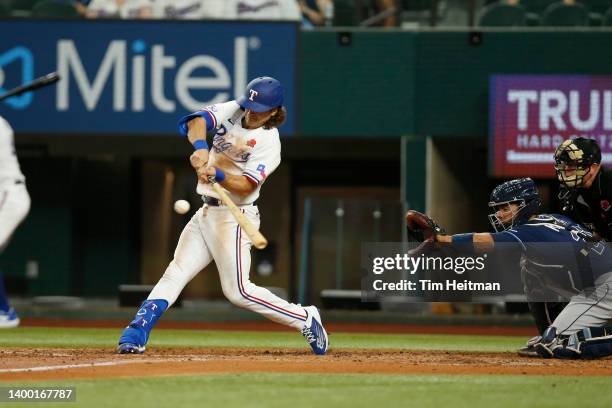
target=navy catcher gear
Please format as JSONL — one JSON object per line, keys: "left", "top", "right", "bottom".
{"left": 554, "top": 137, "right": 601, "bottom": 189}
{"left": 488, "top": 178, "right": 541, "bottom": 232}
{"left": 237, "top": 76, "right": 284, "bottom": 112}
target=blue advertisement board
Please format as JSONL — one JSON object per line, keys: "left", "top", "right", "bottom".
{"left": 0, "top": 20, "right": 297, "bottom": 135}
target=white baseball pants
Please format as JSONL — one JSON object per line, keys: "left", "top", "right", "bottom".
{"left": 0, "top": 182, "right": 30, "bottom": 252}
{"left": 148, "top": 205, "right": 308, "bottom": 330}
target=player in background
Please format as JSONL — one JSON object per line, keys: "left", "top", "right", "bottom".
{"left": 117, "top": 77, "right": 329, "bottom": 355}
{"left": 514, "top": 138, "right": 612, "bottom": 355}
{"left": 429, "top": 178, "right": 612, "bottom": 359}
{"left": 0, "top": 115, "right": 31, "bottom": 328}
{"left": 555, "top": 137, "right": 612, "bottom": 239}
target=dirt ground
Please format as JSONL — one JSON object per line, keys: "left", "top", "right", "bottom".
{"left": 1, "top": 347, "right": 611, "bottom": 381}
{"left": 2, "top": 320, "right": 609, "bottom": 381}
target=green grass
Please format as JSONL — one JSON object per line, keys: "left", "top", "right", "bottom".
{"left": 0, "top": 327, "right": 525, "bottom": 352}
{"left": 1, "top": 373, "right": 611, "bottom": 408}
{"left": 1, "top": 327, "right": 610, "bottom": 407}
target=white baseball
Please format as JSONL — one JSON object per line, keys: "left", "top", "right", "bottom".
{"left": 173, "top": 199, "right": 190, "bottom": 215}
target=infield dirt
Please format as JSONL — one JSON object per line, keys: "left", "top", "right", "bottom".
{"left": 1, "top": 347, "right": 611, "bottom": 381}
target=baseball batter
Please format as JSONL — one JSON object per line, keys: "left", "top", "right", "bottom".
{"left": 118, "top": 77, "right": 329, "bottom": 355}
{"left": 0, "top": 115, "right": 31, "bottom": 328}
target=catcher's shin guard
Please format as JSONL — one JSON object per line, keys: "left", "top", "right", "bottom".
{"left": 577, "top": 327, "right": 612, "bottom": 359}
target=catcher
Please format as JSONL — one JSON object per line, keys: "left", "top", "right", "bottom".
{"left": 406, "top": 178, "right": 612, "bottom": 359}
{"left": 517, "top": 137, "right": 612, "bottom": 356}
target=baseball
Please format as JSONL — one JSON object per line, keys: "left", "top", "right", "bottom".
{"left": 173, "top": 200, "right": 190, "bottom": 215}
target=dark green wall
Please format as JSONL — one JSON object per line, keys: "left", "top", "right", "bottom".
{"left": 300, "top": 31, "right": 416, "bottom": 137}
{"left": 0, "top": 157, "right": 134, "bottom": 297}
{"left": 301, "top": 30, "right": 612, "bottom": 138}
{"left": 415, "top": 31, "right": 612, "bottom": 137}
{"left": 1, "top": 159, "right": 73, "bottom": 295}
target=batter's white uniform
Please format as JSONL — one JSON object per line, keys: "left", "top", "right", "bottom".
{"left": 148, "top": 101, "right": 308, "bottom": 329}
{"left": 0, "top": 116, "right": 30, "bottom": 252}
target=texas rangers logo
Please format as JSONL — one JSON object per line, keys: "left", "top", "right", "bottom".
{"left": 256, "top": 164, "right": 266, "bottom": 178}
{"left": 249, "top": 89, "right": 258, "bottom": 101}
{"left": 601, "top": 200, "right": 611, "bottom": 212}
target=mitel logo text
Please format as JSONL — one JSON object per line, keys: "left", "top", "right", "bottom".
{"left": 57, "top": 37, "right": 255, "bottom": 112}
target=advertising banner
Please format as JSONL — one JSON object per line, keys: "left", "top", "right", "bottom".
{"left": 0, "top": 20, "right": 297, "bottom": 135}
{"left": 489, "top": 75, "right": 612, "bottom": 177}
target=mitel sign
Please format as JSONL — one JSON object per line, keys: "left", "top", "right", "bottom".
{"left": 0, "top": 20, "right": 297, "bottom": 134}
{"left": 489, "top": 75, "right": 612, "bottom": 177}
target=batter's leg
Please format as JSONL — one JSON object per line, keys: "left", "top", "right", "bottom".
{"left": 118, "top": 208, "right": 214, "bottom": 353}
{"left": 147, "top": 209, "right": 214, "bottom": 306}
{"left": 203, "top": 206, "right": 308, "bottom": 329}
{"left": 0, "top": 183, "right": 31, "bottom": 251}
{"left": 0, "top": 183, "right": 30, "bottom": 328}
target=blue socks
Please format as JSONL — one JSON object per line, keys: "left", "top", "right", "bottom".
{"left": 0, "top": 271, "right": 11, "bottom": 312}
{"left": 118, "top": 299, "right": 168, "bottom": 346}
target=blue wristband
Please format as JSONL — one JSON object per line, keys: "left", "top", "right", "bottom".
{"left": 214, "top": 168, "right": 226, "bottom": 182}
{"left": 451, "top": 233, "right": 474, "bottom": 243}
{"left": 193, "top": 139, "right": 208, "bottom": 150}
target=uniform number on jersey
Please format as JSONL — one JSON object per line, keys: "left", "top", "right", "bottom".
{"left": 569, "top": 226, "right": 605, "bottom": 256}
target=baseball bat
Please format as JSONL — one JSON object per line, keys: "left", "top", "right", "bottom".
{"left": 211, "top": 182, "right": 268, "bottom": 249}
{"left": 0, "top": 72, "right": 60, "bottom": 102}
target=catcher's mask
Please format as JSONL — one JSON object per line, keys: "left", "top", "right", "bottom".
{"left": 554, "top": 137, "right": 601, "bottom": 189}
{"left": 488, "top": 178, "right": 541, "bottom": 232}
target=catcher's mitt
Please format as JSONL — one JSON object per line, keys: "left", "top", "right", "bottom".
{"left": 405, "top": 210, "right": 445, "bottom": 243}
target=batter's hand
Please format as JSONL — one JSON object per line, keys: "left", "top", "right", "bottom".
{"left": 198, "top": 166, "right": 217, "bottom": 184}
{"left": 190, "top": 149, "right": 209, "bottom": 171}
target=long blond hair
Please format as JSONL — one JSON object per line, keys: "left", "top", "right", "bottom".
{"left": 263, "top": 107, "right": 287, "bottom": 129}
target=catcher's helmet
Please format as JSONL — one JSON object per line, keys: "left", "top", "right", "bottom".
{"left": 237, "top": 76, "right": 284, "bottom": 112}
{"left": 554, "top": 137, "right": 601, "bottom": 188}
{"left": 488, "top": 178, "right": 541, "bottom": 232}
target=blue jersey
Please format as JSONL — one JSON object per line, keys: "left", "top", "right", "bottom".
{"left": 492, "top": 214, "right": 612, "bottom": 292}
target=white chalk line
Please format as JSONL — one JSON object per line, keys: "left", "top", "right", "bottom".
{"left": 0, "top": 357, "right": 211, "bottom": 374}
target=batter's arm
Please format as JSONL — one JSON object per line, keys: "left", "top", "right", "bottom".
{"left": 199, "top": 166, "right": 256, "bottom": 197}
{"left": 187, "top": 117, "right": 209, "bottom": 169}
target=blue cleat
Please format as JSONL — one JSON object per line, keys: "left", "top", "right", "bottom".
{"left": 0, "top": 308, "right": 19, "bottom": 329}
{"left": 117, "top": 325, "right": 147, "bottom": 354}
{"left": 301, "top": 306, "right": 329, "bottom": 355}
{"left": 117, "top": 342, "right": 145, "bottom": 354}
{"left": 116, "top": 299, "right": 168, "bottom": 355}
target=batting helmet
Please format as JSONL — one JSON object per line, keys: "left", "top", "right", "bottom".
{"left": 488, "top": 178, "right": 541, "bottom": 232}
{"left": 554, "top": 137, "right": 601, "bottom": 188}
{"left": 237, "top": 76, "right": 284, "bottom": 112}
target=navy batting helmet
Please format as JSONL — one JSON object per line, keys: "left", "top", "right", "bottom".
{"left": 488, "top": 178, "right": 541, "bottom": 232}
{"left": 237, "top": 76, "right": 284, "bottom": 112}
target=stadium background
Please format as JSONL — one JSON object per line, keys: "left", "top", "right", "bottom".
{"left": 1, "top": 2, "right": 612, "bottom": 406}
{"left": 1, "top": 21, "right": 611, "bottom": 301}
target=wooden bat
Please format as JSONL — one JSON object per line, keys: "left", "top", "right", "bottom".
{"left": 0, "top": 72, "right": 60, "bottom": 101}
{"left": 210, "top": 182, "right": 268, "bottom": 249}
